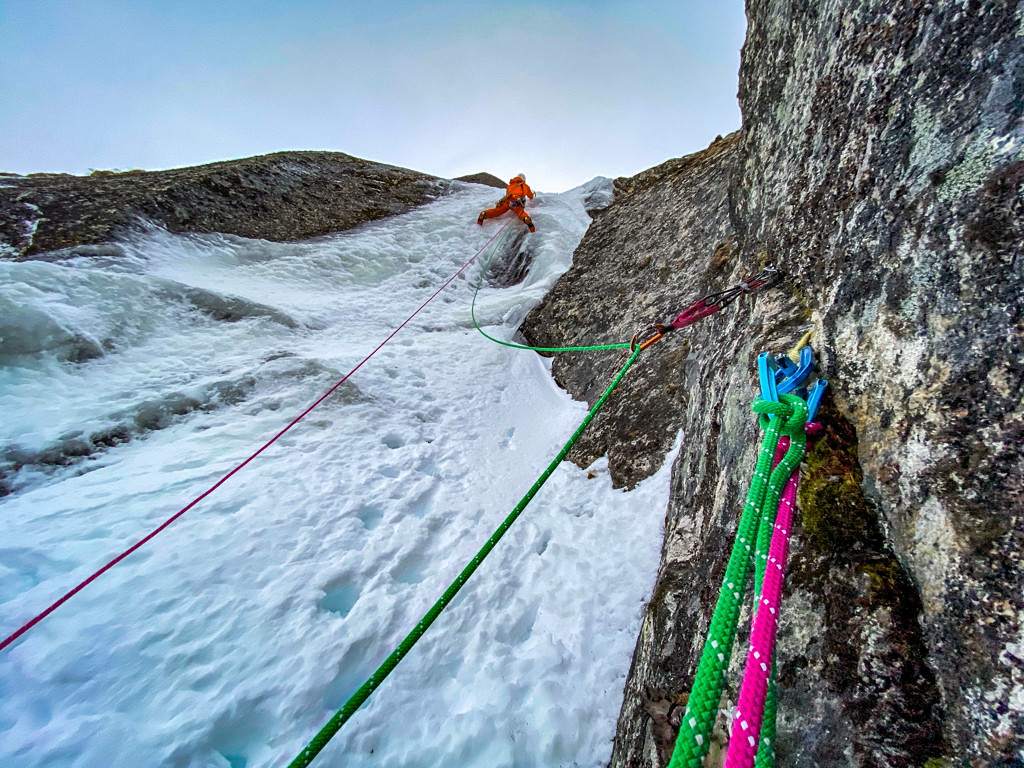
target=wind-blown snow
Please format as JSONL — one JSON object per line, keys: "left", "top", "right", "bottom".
{"left": 0, "top": 181, "right": 674, "bottom": 768}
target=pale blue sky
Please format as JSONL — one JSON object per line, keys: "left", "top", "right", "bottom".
{"left": 0, "top": 1, "right": 747, "bottom": 192}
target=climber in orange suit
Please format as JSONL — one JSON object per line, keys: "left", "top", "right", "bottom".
{"left": 477, "top": 173, "right": 536, "bottom": 232}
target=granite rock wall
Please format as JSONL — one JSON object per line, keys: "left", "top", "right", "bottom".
{"left": 523, "top": 1, "right": 1024, "bottom": 764}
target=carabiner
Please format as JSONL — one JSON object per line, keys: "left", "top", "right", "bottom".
{"left": 630, "top": 325, "right": 665, "bottom": 352}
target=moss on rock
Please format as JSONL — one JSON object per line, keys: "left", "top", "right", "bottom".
{"left": 798, "top": 408, "right": 880, "bottom": 552}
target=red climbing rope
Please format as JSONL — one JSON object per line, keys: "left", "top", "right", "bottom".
{"left": 0, "top": 221, "right": 513, "bottom": 654}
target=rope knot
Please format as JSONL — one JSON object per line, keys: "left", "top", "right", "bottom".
{"left": 753, "top": 394, "right": 808, "bottom": 434}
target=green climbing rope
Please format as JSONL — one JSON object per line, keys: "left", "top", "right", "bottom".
{"left": 666, "top": 394, "right": 808, "bottom": 768}
{"left": 470, "top": 227, "right": 631, "bottom": 353}
{"left": 287, "top": 345, "right": 643, "bottom": 768}
{"left": 756, "top": 676, "right": 779, "bottom": 768}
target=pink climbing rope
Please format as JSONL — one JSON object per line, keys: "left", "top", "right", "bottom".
{"left": 723, "top": 437, "right": 798, "bottom": 767}
{"left": 0, "top": 221, "right": 512, "bottom": 655}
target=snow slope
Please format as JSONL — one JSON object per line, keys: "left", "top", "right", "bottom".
{"left": 0, "top": 181, "right": 673, "bottom": 768}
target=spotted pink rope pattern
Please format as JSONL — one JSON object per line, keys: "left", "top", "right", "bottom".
{"left": 724, "top": 437, "right": 798, "bottom": 768}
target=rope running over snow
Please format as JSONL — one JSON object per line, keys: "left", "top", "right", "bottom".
{"left": 287, "top": 345, "right": 643, "bottom": 768}
{"left": 0, "top": 221, "right": 514, "bottom": 655}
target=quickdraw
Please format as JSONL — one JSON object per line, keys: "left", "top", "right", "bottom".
{"left": 631, "top": 266, "right": 782, "bottom": 351}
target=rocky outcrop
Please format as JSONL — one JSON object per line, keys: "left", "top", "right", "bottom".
{"left": 522, "top": 135, "right": 742, "bottom": 491}
{"left": 520, "top": 134, "right": 745, "bottom": 489}
{"left": 454, "top": 172, "right": 507, "bottom": 189}
{"left": 0, "top": 151, "right": 446, "bottom": 259}
{"left": 523, "top": 1, "right": 1024, "bottom": 765}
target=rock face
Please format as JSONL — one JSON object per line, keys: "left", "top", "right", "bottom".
{"left": 0, "top": 151, "right": 446, "bottom": 259}
{"left": 523, "top": 1, "right": 1024, "bottom": 765}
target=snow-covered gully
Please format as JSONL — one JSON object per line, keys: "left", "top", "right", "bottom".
{"left": 1, "top": 181, "right": 675, "bottom": 768}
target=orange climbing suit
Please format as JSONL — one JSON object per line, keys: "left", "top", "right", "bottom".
{"left": 480, "top": 177, "right": 536, "bottom": 230}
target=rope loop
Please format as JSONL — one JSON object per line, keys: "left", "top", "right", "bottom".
{"left": 752, "top": 399, "right": 791, "bottom": 418}
{"left": 472, "top": 226, "right": 631, "bottom": 353}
